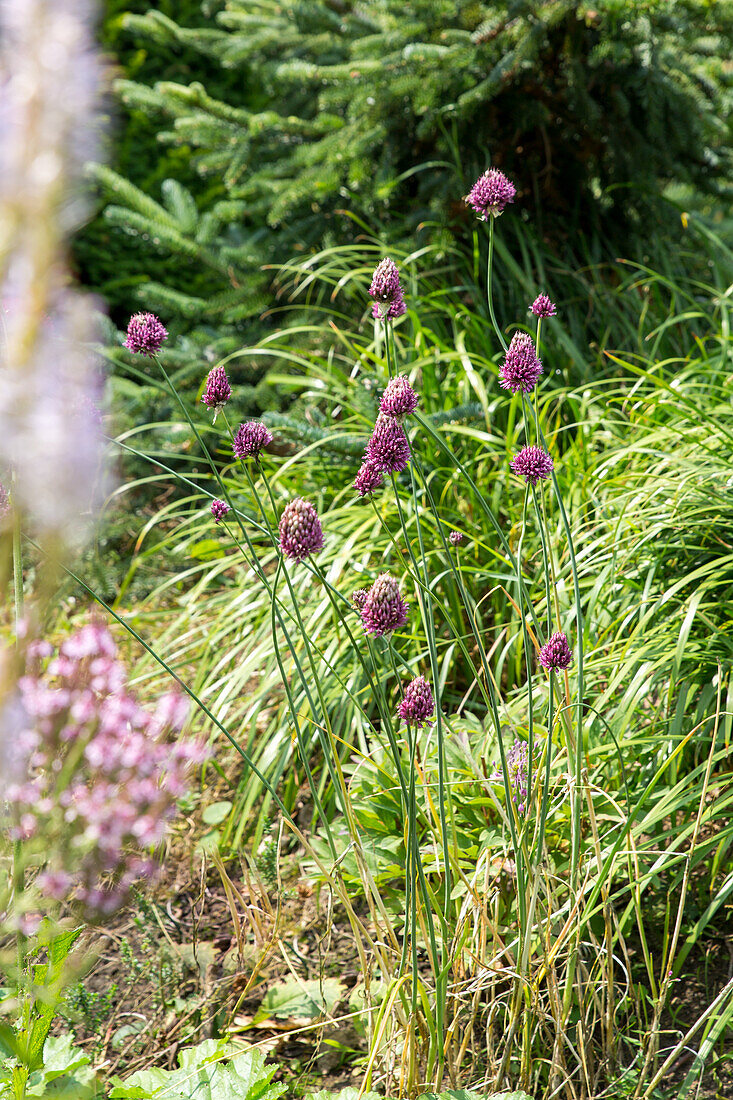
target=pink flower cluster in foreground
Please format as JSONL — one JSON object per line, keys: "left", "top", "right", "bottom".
{"left": 4, "top": 623, "right": 207, "bottom": 919}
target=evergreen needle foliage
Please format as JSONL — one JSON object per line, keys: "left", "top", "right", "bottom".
{"left": 85, "top": 0, "right": 732, "bottom": 367}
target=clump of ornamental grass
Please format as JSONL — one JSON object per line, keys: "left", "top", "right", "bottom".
{"left": 107, "top": 163, "right": 733, "bottom": 1100}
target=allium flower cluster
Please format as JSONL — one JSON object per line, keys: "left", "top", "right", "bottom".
{"left": 124, "top": 312, "right": 168, "bottom": 358}
{"left": 530, "top": 294, "right": 557, "bottom": 318}
{"left": 380, "top": 375, "right": 418, "bottom": 420}
{"left": 279, "top": 498, "right": 324, "bottom": 561}
{"left": 354, "top": 462, "right": 384, "bottom": 497}
{"left": 499, "top": 332, "right": 543, "bottom": 394}
{"left": 465, "top": 168, "right": 516, "bottom": 220}
{"left": 539, "top": 631, "right": 573, "bottom": 671}
{"left": 365, "top": 413, "right": 411, "bottom": 474}
{"left": 210, "top": 499, "right": 230, "bottom": 523}
{"left": 360, "top": 573, "right": 409, "bottom": 637}
{"left": 491, "top": 738, "right": 531, "bottom": 815}
{"left": 449, "top": 530, "right": 463, "bottom": 546}
{"left": 369, "top": 258, "right": 406, "bottom": 320}
{"left": 201, "top": 366, "right": 231, "bottom": 416}
{"left": 397, "top": 676, "right": 435, "bottom": 728}
{"left": 233, "top": 421, "right": 273, "bottom": 462}
{"left": 3, "top": 624, "right": 207, "bottom": 919}
{"left": 510, "top": 445, "right": 554, "bottom": 486}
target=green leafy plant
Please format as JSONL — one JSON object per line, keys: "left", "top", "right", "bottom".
{"left": 109, "top": 1039, "right": 288, "bottom": 1100}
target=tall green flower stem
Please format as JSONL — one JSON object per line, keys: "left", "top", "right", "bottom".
{"left": 235, "top": 449, "right": 416, "bottom": 968}
{"left": 487, "top": 218, "right": 508, "bottom": 354}
{"left": 11, "top": 474, "right": 25, "bottom": 984}
{"left": 483, "top": 214, "right": 591, "bottom": 1064}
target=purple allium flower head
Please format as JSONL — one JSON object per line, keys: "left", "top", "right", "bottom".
{"left": 233, "top": 420, "right": 273, "bottom": 461}
{"left": 465, "top": 168, "right": 516, "bottom": 220}
{"left": 352, "top": 588, "right": 369, "bottom": 611}
{"left": 380, "top": 375, "right": 418, "bottom": 420}
{"left": 279, "top": 498, "right": 324, "bottom": 561}
{"left": 366, "top": 413, "right": 411, "bottom": 474}
{"left": 398, "top": 676, "right": 435, "bottom": 728}
{"left": 510, "top": 445, "right": 554, "bottom": 486}
{"left": 539, "top": 631, "right": 573, "bottom": 671}
{"left": 360, "top": 573, "right": 409, "bottom": 637}
{"left": 499, "top": 332, "right": 543, "bottom": 394}
{"left": 369, "top": 258, "right": 401, "bottom": 302}
{"left": 491, "top": 738, "right": 531, "bottom": 814}
{"left": 123, "top": 312, "right": 168, "bottom": 357}
{"left": 210, "top": 499, "right": 230, "bottom": 523}
{"left": 354, "top": 461, "right": 384, "bottom": 497}
{"left": 530, "top": 294, "right": 557, "bottom": 318}
{"left": 202, "top": 365, "right": 231, "bottom": 415}
{"left": 369, "top": 257, "right": 406, "bottom": 321}
{"left": 449, "top": 530, "right": 463, "bottom": 546}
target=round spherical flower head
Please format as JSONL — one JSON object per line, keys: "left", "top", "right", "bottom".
{"left": 510, "top": 445, "right": 554, "bottom": 486}
{"left": 539, "top": 631, "right": 573, "bottom": 671}
{"left": 366, "top": 413, "right": 411, "bottom": 474}
{"left": 380, "top": 375, "right": 418, "bottom": 420}
{"left": 202, "top": 365, "right": 232, "bottom": 411}
{"left": 124, "top": 312, "right": 168, "bottom": 357}
{"left": 449, "top": 530, "right": 463, "bottom": 545}
{"left": 210, "top": 498, "right": 230, "bottom": 523}
{"left": 360, "top": 572, "right": 409, "bottom": 637}
{"left": 369, "top": 258, "right": 402, "bottom": 303}
{"left": 465, "top": 168, "right": 516, "bottom": 220}
{"left": 354, "top": 461, "right": 384, "bottom": 497}
{"left": 499, "top": 332, "right": 543, "bottom": 394}
{"left": 233, "top": 420, "right": 273, "bottom": 461}
{"left": 279, "top": 498, "right": 324, "bottom": 561}
{"left": 398, "top": 676, "right": 435, "bottom": 727}
{"left": 530, "top": 293, "right": 557, "bottom": 318}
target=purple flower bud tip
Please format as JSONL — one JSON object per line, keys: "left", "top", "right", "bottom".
{"left": 124, "top": 312, "right": 168, "bottom": 357}
{"left": 366, "top": 413, "right": 411, "bottom": 474}
{"left": 499, "top": 332, "right": 543, "bottom": 394}
{"left": 369, "top": 257, "right": 406, "bottom": 320}
{"left": 530, "top": 294, "right": 557, "bottom": 318}
{"left": 539, "top": 631, "right": 573, "bottom": 671}
{"left": 398, "top": 676, "right": 435, "bottom": 727}
{"left": 354, "top": 461, "right": 384, "bottom": 497}
{"left": 449, "top": 530, "right": 463, "bottom": 545}
{"left": 360, "top": 572, "right": 409, "bottom": 637}
{"left": 233, "top": 420, "right": 273, "bottom": 461}
{"left": 369, "top": 258, "right": 401, "bottom": 302}
{"left": 465, "top": 168, "right": 516, "bottom": 220}
{"left": 279, "top": 497, "right": 324, "bottom": 561}
{"left": 210, "top": 499, "right": 230, "bottom": 523}
{"left": 380, "top": 375, "right": 418, "bottom": 420}
{"left": 202, "top": 366, "right": 232, "bottom": 414}
{"left": 510, "top": 445, "right": 554, "bottom": 486}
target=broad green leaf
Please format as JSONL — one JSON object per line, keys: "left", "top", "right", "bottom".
{"left": 202, "top": 801, "right": 233, "bottom": 826}
{"left": 254, "top": 978, "right": 345, "bottom": 1022}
